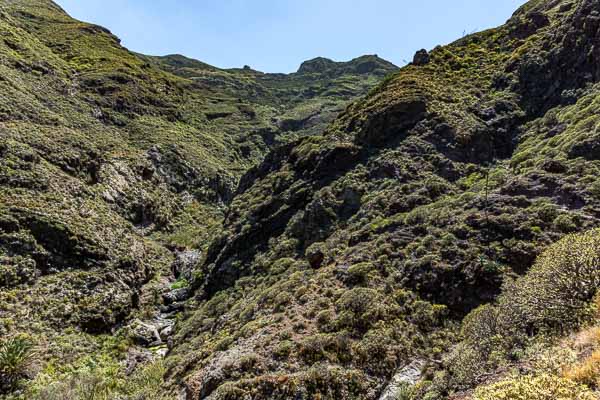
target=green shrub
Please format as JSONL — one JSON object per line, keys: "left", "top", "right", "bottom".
{"left": 536, "top": 203, "right": 558, "bottom": 223}
{"left": 347, "top": 262, "right": 374, "bottom": 284}
{"left": 589, "top": 179, "right": 600, "bottom": 198}
{"left": 127, "top": 360, "right": 169, "bottom": 399}
{"left": 440, "top": 229, "right": 600, "bottom": 395}
{"left": 273, "top": 292, "right": 292, "bottom": 311}
{"left": 170, "top": 278, "right": 189, "bottom": 290}
{"left": 0, "top": 336, "right": 35, "bottom": 392}
{"left": 444, "top": 342, "right": 487, "bottom": 389}
{"left": 335, "top": 288, "right": 391, "bottom": 333}
{"left": 461, "top": 304, "right": 502, "bottom": 356}
{"left": 316, "top": 309, "right": 336, "bottom": 333}
{"left": 27, "top": 359, "right": 170, "bottom": 400}
{"left": 297, "top": 334, "right": 352, "bottom": 364}
{"left": 553, "top": 214, "right": 577, "bottom": 233}
{"left": 425, "top": 177, "right": 450, "bottom": 198}
{"left": 394, "top": 382, "right": 415, "bottom": 400}
{"left": 531, "top": 225, "right": 543, "bottom": 236}
{"left": 473, "top": 374, "right": 596, "bottom": 400}
{"left": 274, "top": 341, "right": 294, "bottom": 359}
{"left": 499, "top": 229, "right": 600, "bottom": 332}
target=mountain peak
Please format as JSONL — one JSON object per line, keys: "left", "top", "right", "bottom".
{"left": 297, "top": 57, "right": 337, "bottom": 73}
{"left": 148, "top": 53, "right": 217, "bottom": 71}
{"left": 297, "top": 54, "right": 397, "bottom": 75}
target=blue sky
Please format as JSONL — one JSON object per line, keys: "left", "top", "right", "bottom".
{"left": 55, "top": 0, "right": 528, "bottom": 73}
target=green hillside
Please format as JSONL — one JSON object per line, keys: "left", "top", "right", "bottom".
{"left": 3, "top": 0, "right": 600, "bottom": 399}
{"left": 167, "top": 0, "right": 600, "bottom": 398}
{"left": 0, "top": 1, "right": 394, "bottom": 398}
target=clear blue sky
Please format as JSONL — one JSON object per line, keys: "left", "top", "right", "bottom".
{"left": 55, "top": 0, "right": 528, "bottom": 73}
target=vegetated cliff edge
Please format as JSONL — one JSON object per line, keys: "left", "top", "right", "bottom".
{"left": 167, "top": 0, "right": 600, "bottom": 399}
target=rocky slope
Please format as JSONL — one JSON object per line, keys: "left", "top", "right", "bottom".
{"left": 0, "top": 1, "right": 395, "bottom": 398}
{"left": 164, "top": 0, "right": 600, "bottom": 398}
{"left": 3, "top": 0, "right": 600, "bottom": 399}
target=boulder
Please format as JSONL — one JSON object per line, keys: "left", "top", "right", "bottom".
{"left": 163, "top": 288, "right": 191, "bottom": 305}
{"left": 305, "top": 243, "right": 325, "bottom": 269}
{"left": 378, "top": 360, "right": 425, "bottom": 400}
{"left": 540, "top": 159, "right": 567, "bottom": 173}
{"left": 412, "top": 49, "right": 430, "bottom": 66}
{"left": 172, "top": 249, "right": 201, "bottom": 281}
{"left": 130, "top": 319, "right": 162, "bottom": 347}
{"left": 160, "top": 324, "right": 174, "bottom": 341}
{"left": 124, "top": 348, "right": 153, "bottom": 375}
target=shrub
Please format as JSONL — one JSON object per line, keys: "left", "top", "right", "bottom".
{"left": 273, "top": 292, "right": 292, "bottom": 312}
{"left": 28, "top": 359, "right": 170, "bottom": 400}
{"left": 536, "top": 203, "right": 558, "bottom": 223}
{"left": 171, "top": 278, "right": 189, "bottom": 290}
{"left": 440, "top": 230, "right": 600, "bottom": 395}
{"left": 0, "top": 336, "right": 35, "bottom": 392}
{"left": 425, "top": 177, "right": 450, "bottom": 198}
{"left": 316, "top": 309, "right": 336, "bottom": 333}
{"left": 297, "top": 334, "right": 352, "bottom": 364}
{"left": 461, "top": 304, "right": 502, "bottom": 356}
{"left": 553, "top": 214, "right": 577, "bottom": 233}
{"left": 127, "top": 360, "right": 169, "bottom": 399}
{"left": 499, "top": 229, "right": 600, "bottom": 332}
{"left": 563, "top": 349, "right": 600, "bottom": 389}
{"left": 590, "top": 179, "right": 600, "bottom": 198}
{"left": 444, "top": 342, "right": 487, "bottom": 389}
{"left": 347, "top": 262, "right": 374, "bottom": 284}
{"left": 394, "top": 382, "right": 415, "bottom": 400}
{"left": 335, "top": 288, "right": 391, "bottom": 333}
{"left": 37, "top": 370, "right": 119, "bottom": 400}
{"left": 274, "top": 341, "right": 294, "bottom": 359}
{"left": 473, "top": 374, "right": 596, "bottom": 400}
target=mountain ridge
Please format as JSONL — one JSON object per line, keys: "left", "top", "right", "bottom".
{"left": 144, "top": 53, "right": 398, "bottom": 76}
{"left": 3, "top": 0, "right": 600, "bottom": 399}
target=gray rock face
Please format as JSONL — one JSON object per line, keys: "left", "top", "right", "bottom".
{"left": 124, "top": 348, "right": 154, "bottom": 375}
{"left": 163, "top": 288, "right": 191, "bottom": 305}
{"left": 378, "top": 360, "right": 425, "bottom": 400}
{"left": 172, "top": 249, "right": 202, "bottom": 281}
{"left": 412, "top": 49, "right": 430, "bottom": 66}
{"left": 130, "top": 319, "right": 162, "bottom": 347}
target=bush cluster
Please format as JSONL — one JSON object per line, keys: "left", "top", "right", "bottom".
{"left": 429, "top": 229, "right": 600, "bottom": 394}
{"left": 473, "top": 374, "right": 596, "bottom": 400}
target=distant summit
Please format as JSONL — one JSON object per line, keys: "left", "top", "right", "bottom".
{"left": 137, "top": 53, "right": 218, "bottom": 75}
{"left": 145, "top": 53, "right": 397, "bottom": 77}
{"left": 297, "top": 57, "right": 338, "bottom": 73}
{"left": 297, "top": 54, "right": 397, "bottom": 76}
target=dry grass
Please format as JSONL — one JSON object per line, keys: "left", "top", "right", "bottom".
{"left": 563, "top": 349, "right": 600, "bottom": 389}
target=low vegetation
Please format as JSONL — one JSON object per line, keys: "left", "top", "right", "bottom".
{"left": 3, "top": 0, "right": 600, "bottom": 399}
{"left": 0, "top": 336, "right": 35, "bottom": 394}
{"left": 417, "top": 230, "right": 600, "bottom": 398}
{"left": 168, "top": 0, "right": 600, "bottom": 398}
